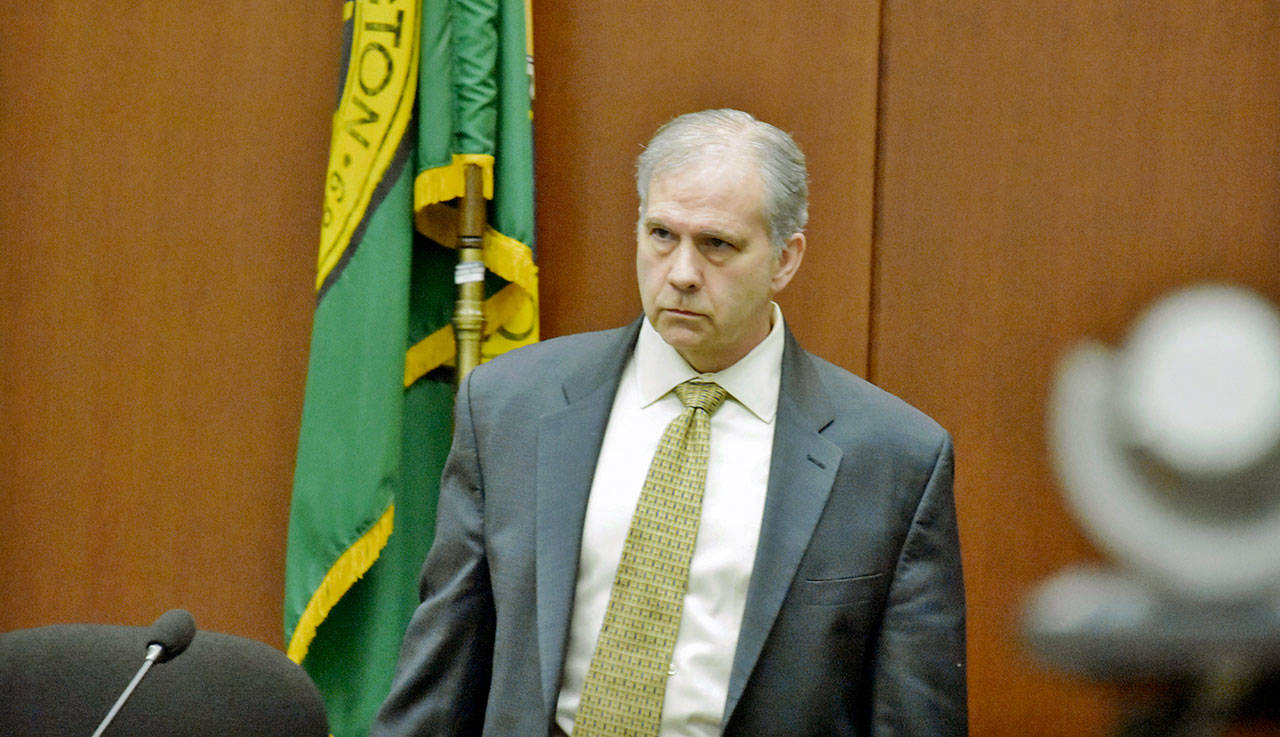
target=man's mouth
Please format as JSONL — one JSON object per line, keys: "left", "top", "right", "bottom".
{"left": 663, "top": 308, "right": 705, "bottom": 319}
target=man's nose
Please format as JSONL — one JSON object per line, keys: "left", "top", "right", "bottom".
{"left": 666, "top": 240, "right": 702, "bottom": 291}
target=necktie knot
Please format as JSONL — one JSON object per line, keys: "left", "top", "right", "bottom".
{"left": 673, "top": 380, "right": 728, "bottom": 415}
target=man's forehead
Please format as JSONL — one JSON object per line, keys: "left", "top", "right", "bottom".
{"left": 641, "top": 178, "right": 767, "bottom": 238}
{"left": 645, "top": 156, "right": 763, "bottom": 210}
{"left": 652, "top": 152, "right": 759, "bottom": 189}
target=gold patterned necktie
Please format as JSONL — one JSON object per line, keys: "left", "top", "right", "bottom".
{"left": 573, "top": 380, "right": 729, "bottom": 737}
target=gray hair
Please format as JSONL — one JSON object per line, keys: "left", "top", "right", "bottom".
{"left": 636, "top": 109, "right": 809, "bottom": 252}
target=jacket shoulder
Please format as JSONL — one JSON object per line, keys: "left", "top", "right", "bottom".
{"left": 803, "top": 351, "right": 950, "bottom": 456}
{"left": 462, "top": 323, "right": 636, "bottom": 400}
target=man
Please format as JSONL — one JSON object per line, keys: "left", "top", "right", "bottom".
{"left": 371, "top": 109, "right": 966, "bottom": 737}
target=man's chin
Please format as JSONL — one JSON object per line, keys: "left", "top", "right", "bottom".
{"left": 657, "top": 326, "right": 703, "bottom": 351}
{"left": 653, "top": 323, "right": 714, "bottom": 364}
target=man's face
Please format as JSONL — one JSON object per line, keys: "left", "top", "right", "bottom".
{"left": 636, "top": 156, "right": 804, "bottom": 373}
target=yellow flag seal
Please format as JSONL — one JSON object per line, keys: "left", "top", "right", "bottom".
{"left": 316, "top": 0, "right": 421, "bottom": 291}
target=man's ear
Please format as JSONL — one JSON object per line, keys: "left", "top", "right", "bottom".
{"left": 770, "top": 232, "right": 806, "bottom": 294}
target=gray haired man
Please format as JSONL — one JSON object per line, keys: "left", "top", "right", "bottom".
{"left": 371, "top": 109, "right": 967, "bottom": 737}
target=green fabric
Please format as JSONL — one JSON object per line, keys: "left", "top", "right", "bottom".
{"left": 297, "top": 225, "right": 457, "bottom": 737}
{"left": 420, "top": 0, "right": 533, "bottom": 245}
{"left": 284, "top": 157, "right": 414, "bottom": 652}
{"left": 285, "top": 2, "right": 534, "bottom": 736}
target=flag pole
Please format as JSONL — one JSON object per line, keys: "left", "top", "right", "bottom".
{"left": 454, "top": 163, "right": 487, "bottom": 386}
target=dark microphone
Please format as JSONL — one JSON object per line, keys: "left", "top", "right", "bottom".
{"left": 89, "top": 609, "right": 196, "bottom": 737}
{"left": 145, "top": 608, "right": 196, "bottom": 663}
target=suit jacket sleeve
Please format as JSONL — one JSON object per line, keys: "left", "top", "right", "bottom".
{"left": 370, "top": 372, "right": 495, "bottom": 737}
{"left": 871, "top": 432, "right": 967, "bottom": 735}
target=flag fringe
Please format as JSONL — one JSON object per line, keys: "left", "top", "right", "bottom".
{"left": 414, "top": 204, "right": 538, "bottom": 298}
{"left": 406, "top": 156, "right": 539, "bottom": 387}
{"left": 414, "top": 154, "right": 495, "bottom": 207}
{"left": 403, "top": 282, "right": 533, "bottom": 386}
{"left": 482, "top": 226, "right": 538, "bottom": 298}
{"left": 286, "top": 504, "right": 396, "bottom": 664}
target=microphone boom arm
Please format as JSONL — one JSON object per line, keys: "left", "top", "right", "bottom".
{"left": 88, "top": 643, "right": 164, "bottom": 737}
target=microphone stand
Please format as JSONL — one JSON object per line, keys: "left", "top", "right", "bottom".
{"left": 89, "top": 642, "right": 164, "bottom": 737}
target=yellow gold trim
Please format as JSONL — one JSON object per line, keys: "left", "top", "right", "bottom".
{"left": 404, "top": 325, "right": 456, "bottom": 386}
{"left": 414, "top": 202, "right": 538, "bottom": 298}
{"left": 414, "top": 154, "right": 495, "bottom": 212}
{"left": 286, "top": 504, "right": 395, "bottom": 664}
{"left": 404, "top": 283, "right": 536, "bottom": 386}
{"left": 482, "top": 226, "right": 538, "bottom": 298}
{"left": 408, "top": 152, "right": 537, "bottom": 386}
{"left": 479, "top": 281, "right": 539, "bottom": 360}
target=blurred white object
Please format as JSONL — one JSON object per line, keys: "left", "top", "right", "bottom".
{"left": 1117, "top": 285, "right": 1280, "bottom": 477}
{"left": 1049, "top": 284, "right": 1280, "bottom": 601}
{"left": 1023, "top": 565, "right": 1280, "bottom": 679}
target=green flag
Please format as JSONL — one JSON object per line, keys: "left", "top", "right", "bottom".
{"left": 284, "top": 1, "right": 536, "bottom": 735}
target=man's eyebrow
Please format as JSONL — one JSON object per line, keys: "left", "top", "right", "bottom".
{"left": 699, "top": 228, "right": 737, "bottom": 241}
{"left": 640, "top": 216, "right": 741, "bottom": 242}
{"left": 691, "top": 224, "right": 746, "bottom": 244}
{"left": 640, "top": 214, "right": 679, "bottom": 229}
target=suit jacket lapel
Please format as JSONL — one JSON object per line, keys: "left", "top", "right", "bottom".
{"left": 722, "top": 330, "right": 842, "bottom": 725}
{"left": 535, "top": 320, "right": 641, "bottom": 717}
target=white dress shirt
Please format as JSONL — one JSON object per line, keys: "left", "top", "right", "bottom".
{"left": 554, "top": 305, "right": 785, "bottom": 737}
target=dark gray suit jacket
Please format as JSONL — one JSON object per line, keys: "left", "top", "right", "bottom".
{"left": 371, "top": 320, "right": 966, "bottom": 737}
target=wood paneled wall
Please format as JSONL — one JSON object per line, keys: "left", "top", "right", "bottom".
{"left": 0, "top": 3, "right": 339, "bottom": 646}
{"left": 3, "top": 2, "right": 1278, "bottom": 736}
{"left": 872, "top": 3, "right": 1280, "bottom": 734}
{"left": 530, "top": 1, "right": 882, "bottom": 373}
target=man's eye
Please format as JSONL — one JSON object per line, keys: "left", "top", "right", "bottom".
{"left": 651, "top": 227, "right": 672, "bottom": 240}
{"left": 707, "top": 238, "right": 734, "bottom": 250}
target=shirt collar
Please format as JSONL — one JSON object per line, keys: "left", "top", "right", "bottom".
{"left": 635, "top": 303, "right": 785, "bottom": 422}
